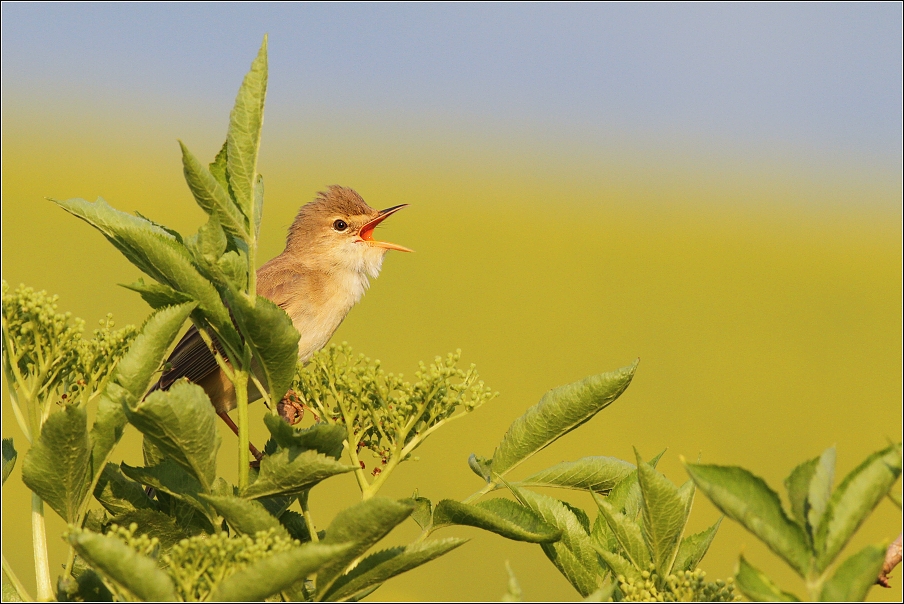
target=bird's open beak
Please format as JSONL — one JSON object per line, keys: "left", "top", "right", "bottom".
{"left": 358, "top": 204, "right": 413, "bottom": 252}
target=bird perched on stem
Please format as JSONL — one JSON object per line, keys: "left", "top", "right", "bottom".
{"left": 150, "top": 186, "right": 411, "bottom": 456}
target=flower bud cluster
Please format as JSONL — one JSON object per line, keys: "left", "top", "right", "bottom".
{"left": 2, "top": 282, "right": 137, "bottom": 436}
{"left": 294, "top": 343, "right": 496, "bottom": 462}
{"left": 96, "top": 523, "right": 298, "bottom": 601}
{"left": 617, "top": 566, "right": 737, "bottom": 602}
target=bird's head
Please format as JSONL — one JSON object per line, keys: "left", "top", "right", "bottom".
{"left": 286, "top": 186, "right": 411, "bottom": 276}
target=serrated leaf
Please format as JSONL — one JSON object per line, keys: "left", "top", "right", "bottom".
{"left": 242, "top": 447, "right": 355, "bottom": 499}
{"left": 510, "top": 485, "right": 604, "bottom": 597}
{"left": 784, "top": 455, "right": 819, "bottom": 530}
{"left": 316, "top": 498, "right": 416, "bottom": 598}
{"left": 69, "top": 530, "right": 176, "bottom": 602}
{"left": 592, "top": 545, "right": 641, "bottom": 581}
{"left": 202, "top": 494, "right": 288, "bottom": 538}
{"left": 410, "top": 495, "right": 433, "bottom": 530}
{"left": 120, "top": 460, "right": 214, "bottom": 529}
{"left": 489, "top": 362, "right": 637, "bottom": 478}
{"left": 263, "top": 414, "right": 346, "bottom": 459}
{"left": 517, "top": 456, "right": 635, "bottom": 493}
{"left": 111, "top": 508, "right": 203, "bottom": 550}
{"left": 180, "top": 141, "right": 249, "bottom": 241}
{"left": 186, "top": 214, "right": 229, "bottom": 272}
{"left": 121, "top": 279, "right": 193, "bottom": 310}
{"left": 224, "top": 292, "right": 299, "bottom": 403}
{"left": 807, "top": 447, "right": 836, "bottom": 538}
{"left": 735, "top": 555, "right": 800, "bottom": 601}
{"left": 819, "top": 542, "right": 886, "bottom": 602}
{"left": 672, "top": 517, "right": 722, "bottom": 572}
{"left": 636, "top": 450, "right": 686, "bottom": 575}
{"left": 226, "top": 36, "right": 267, "bottom": 221}
{"left": 94, "top": 463, "right": 157, "bottom": 516}
{"left": 209, "top": 140, "right": 230, "bottom": 193}
{"left": 278, "top": 509, "right": 314, "bottom": 542}
{"left": 125, "top": 380, "right": 220, "bottom": 491}
{"left": 815, "top": 442, "right": 902, "bottom": 571}
{"left": 324, "top": 538, "right": 467, "bottom": 602}
{"left": 51, "top": 197, "right": 240, "bottom": 354}
{"left": 591, "top": 492, "right": 651, "bottom": 571}
{"left": 432, "top": 499, "right": 562, "bottom": 543}
{"left": 212, "top": 542, "right": 349, "bottom": 602}
{"left": 685, "top": 462, "right": 811, "bottom": 576}
{"left": 22, "top": 406, "right": 90, "bottom": 522}
{"left": 2, "top": 438, "right": 16, "bottom": 485}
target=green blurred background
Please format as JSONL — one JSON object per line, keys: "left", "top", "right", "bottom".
{"left": 2, "top": 4, "right": 901, "bottom": 601}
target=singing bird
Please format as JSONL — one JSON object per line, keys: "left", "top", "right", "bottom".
{"left": 150, "top": 186, "right": 410, "bottom": 443}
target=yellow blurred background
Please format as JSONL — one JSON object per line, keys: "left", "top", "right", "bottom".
{"left": 2, "top": 4, "right": 902, "bottom": 601}
{"left": 3, "top": 103, "right": 900, "bottom": 601}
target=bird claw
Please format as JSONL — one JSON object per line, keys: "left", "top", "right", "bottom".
{"left": 278, "top": 390, "right": 306, "bottom": 425}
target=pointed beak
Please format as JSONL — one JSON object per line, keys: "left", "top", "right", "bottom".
{"left": 358, "top": 204, "right": 413, "bottom": 252}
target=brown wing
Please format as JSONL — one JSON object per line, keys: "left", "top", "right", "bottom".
{"left": 149, "top": 325, "right": 225, "bottom": 393}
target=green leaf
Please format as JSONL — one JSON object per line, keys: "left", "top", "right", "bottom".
{"left": 815, "top": 442, "right": 902, "bottom": 570}
{"left": 68, "top": 530, "right": 177, "bottom": 602}
{"left": 672, "top": 517, "right": 722, "bottom": 572}
{"left": 51, "top": 197, "right": 240, "bottom": 353}
{"left": 278, "top": 509, "right": 315, "bottom": 542}
{"left": 636, "top": 450, "right": 686, "bottom": 575}
{"left": 180, "top": 141, "right": 249, "bottom": 241}
{"left": 685, "top": 462, "right": 811, "bottom": 576}
{"left": 784, "top": 455, "right": 819, "bottom": 529}
{"left": 324, "top": 538, "right": 467, "bottom": 602}
{"left": 591, "top": 492, "right": 651, "bottom": 571}
{"left": 241, "top": 448, "right": 355, "bottom": 499}
{"left": 108, "top": 302, "right": 197, "bottom": 404}
{"left": 22, "top": 406, "right": 90, "bottom": 522}
{"left": 410, "top": 495, "right": 433, "bottom": 530}
{"left": 468, "top": 454, "right": 492, "bottom": 482}
{"left": 735, "top": 555, "right": 800, "bottom": 601}
{"left": 807, "top": 447, "right": 836, "bottom": 538}
{"left": 224, "top": 293, "right": 299, "bottom": 403}
{"left": 121, "top": 278, "right": 193, "bottom": 310}
{"left": 591, "top": 546, "right": 641, "bottom": 581}
{"left": 110, "top": 508, "right": 203, "bottom": 550}
{"left": 253, "top": 175, "right": 264, "bottom": 238}
{"left": 202, "top": 494, "right": 289, "bottom": 538}
{"left": 94, "top": 464, "right": 157, "bottom": 516}
{"left": 226, "top": 36, "right": 268, "bottom": 222}
{"left": 186, "top": 214, "right": 229, "bottom": 274}
{"left": 2, "top": 438, "right": 16, "bottom": 485}
{"left": 209, "top": 140, "right": 230, "bottom": 193}
{"left": 211, "top": 542, "right": 350, "bottom": 602}
{"left": 2, "top": 582, "right": 24, "bottom": 602}
{"left": 316, "top": 497, "right": 416, "bottom": 598}
{"left": 517, "top": 456, "right": 635, "bottom": 493}
{"left": 510, "top": 485, "right": 605, "bottom": 597}
{"left": 57, "top": 566, "right": 113, "bottom": 602}
{"left": 432, "top": 499, "right": 562, "bottom": 543}
{"left": 489, "top": 361, "right": 637, "bottom": 478}
{"left": 124, "top": 380, "right": 220, "bottom": 491}
{"left": 820, "top": 542, "right": 886, "bottom": 602}
{"left": 120, "top": 460, "right": 215, "bottom": 528}
{"left": 263, "top": 414, "right": 346, "bottom": 459}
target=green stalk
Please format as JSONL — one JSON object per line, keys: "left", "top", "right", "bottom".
{"left": 299, "top": 492, "right": 319, "bottom": 543}
{"left": 234, "top": 368, "right": 250, "bottom": 490}
{"left": 2, "top": 553, "right": 34, "bottom": 602}
{"left": 31, "top": 494, "right": 52, "bottom": 601}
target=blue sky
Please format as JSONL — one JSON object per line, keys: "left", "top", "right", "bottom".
{"left": 3, "top": 3, "right": 902, "bottom": 165}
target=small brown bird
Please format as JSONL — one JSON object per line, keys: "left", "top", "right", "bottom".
{"left": 151, "top": 186, "right": 410, "bottom": 448}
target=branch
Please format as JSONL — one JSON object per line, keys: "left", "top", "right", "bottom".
{"left": 878, "top": 533, "right": 903, "bottom": 588}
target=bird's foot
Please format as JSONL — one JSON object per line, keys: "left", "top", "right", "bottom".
{"left": 278, "top": 390, "right": 306, "bottom": 425}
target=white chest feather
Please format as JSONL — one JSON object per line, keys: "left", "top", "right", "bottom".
{"left": 292, "top": 259, "right": 382, "bottom": 362}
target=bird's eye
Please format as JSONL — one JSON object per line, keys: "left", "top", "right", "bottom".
{"left": 333, "top": 219, "right": 348, "bottom": 232}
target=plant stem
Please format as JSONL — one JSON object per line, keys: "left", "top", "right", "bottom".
{"left": 2, "top": 553, "right": 34, "bottom": 602}
{"left": 299, "top": 492, "right": 319, "bottom": 543}
{"left": 31, "top": 494, "right": 52, "bottom": 601}
{"left": 462, "top": 482, "right": 496, "bottom": 504}
{"left": 234, "top": 368, "right": 250, "bottom": 490}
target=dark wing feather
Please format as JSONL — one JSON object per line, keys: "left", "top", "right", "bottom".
{"left": 149, "top": 325, "right": 225, "bottom": 392}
